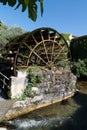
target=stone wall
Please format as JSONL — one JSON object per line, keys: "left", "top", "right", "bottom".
{"left": 10, "top": 67, "right": 77, "bottom": 100}
{"left": 3, "top": 67, "right": 77, "bottom": 121}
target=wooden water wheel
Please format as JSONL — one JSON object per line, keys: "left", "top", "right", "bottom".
{"left": 6, "top": 27, "right": 70, "bottom": 70}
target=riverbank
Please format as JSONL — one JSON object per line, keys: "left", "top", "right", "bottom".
{"left": 1, "top": 68, "right": 76, "bottom": 121}
{"left": 1, "top": 81, "right": 87, "bottom": 130}
{"left": 0, "top": 67, "right": 77, "bottom": 122}
{"left": 3, "top": 91, "right": 75, "bottom": 121}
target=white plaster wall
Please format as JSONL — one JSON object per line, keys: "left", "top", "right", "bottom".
{"left": 11, "top": 70, "right": 27, "bottom": 98}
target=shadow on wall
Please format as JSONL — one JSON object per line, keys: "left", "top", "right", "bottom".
{"left": 0, "top": 62, "right": 14, "bottom": 99}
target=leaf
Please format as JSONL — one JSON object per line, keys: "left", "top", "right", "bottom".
{"left": 38, "top": 0, "right": 43, "bottom": 16}
{"left": 40, "top": 0, "right": 43, "bottom": 16}
{"left": 8, "top": 0, "right": 16, "bottom": 7}
{"left": 22, "top": 4, "right": 27, "bottom": 12}
{"left": 0, "top": 0, "right": 44, "bottom": 21}
{"left": 28, "top": 0, "right": 37, "bottom": 21}
{"left": 15, "top": 0, "right": 27, "bottom": 12}
{"left": 15, "top": 3, "right": 20, "bottom": 10}
{"left": 28, "top": 6, "right": 37, "bottom": 21}
{"left": 0, "top": 0, "right": 7, "bottom": 5}
{"left": 24, "top": 0, "right": 29, "bottom": 6}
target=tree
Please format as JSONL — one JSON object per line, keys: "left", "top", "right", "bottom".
{"left": 0, "top": 0, "right": 44, "bottom": 21}
{"left": 0, "top": 21, "right": 25, "bottom": 46}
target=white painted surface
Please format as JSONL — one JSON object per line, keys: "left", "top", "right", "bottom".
{"left": 11, "top": 70, "right": 27, "bottom": 98}
{"left": 0, "top": 128, "right": 7, "bottom": 130}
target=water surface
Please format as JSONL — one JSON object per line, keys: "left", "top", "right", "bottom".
{"left": 1, "top": 81, "right": 87, "bottom": 130}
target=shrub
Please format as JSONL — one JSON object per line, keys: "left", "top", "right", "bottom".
{"left": 21, "top": 68, "right": 42, "bottom": 99}
{"left": 27, "top": 68, "right": 37, "bottom": 86}
{"left": 36, "top": 75, "right": 42, "bottom": 83}
{"left": 72, "top": 59, "right": 87, "bottom": 78}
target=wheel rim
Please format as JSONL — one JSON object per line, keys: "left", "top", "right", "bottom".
{"left": 6, "top": 27, "right": 70, "bottom": 69}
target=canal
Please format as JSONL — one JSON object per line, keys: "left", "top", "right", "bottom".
{"left": 0, "top": 80, "right": 87, "bottom": 130}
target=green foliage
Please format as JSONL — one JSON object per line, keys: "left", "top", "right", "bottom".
{"left": 36, "top": 75, "right": 42, "bottom": 83}
{"left": 62, "top": 33, "right": 70, "bottom": 41}
{"left": 0, "top": 21, "right": 25, "bottom": 47}
{"left": 7, "top": 85, "right": 11, "bottom": 99}
{"left": 22, "top": 83, "right": 34, "bottom": 99}
{"left": 57, "top": 61, "right": 70, "bottom": 69}
{"left": 70, "top": 36, "right": 87, "bottom": 60}
{"left": 0, "top": 57, "right": 9, "bottom": 62}
{"left": 21, "top": 68, "right": 42, "bottom": 99}
{"left": 19, "top": 92, "right": 27, "bottom": 100}
{"left": 27, "top": 68, "right": 37, "bottom": 85}
{"left": 61, "top": 33, "right": 71, "bottom": 47}
{"left": 0, "top": 0, "right": 44, "bottom": 21}
{"left": 72, "top": 59, "right": 87, "bottom": 78}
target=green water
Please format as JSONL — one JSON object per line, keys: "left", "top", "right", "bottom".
{"left": 1, "top": 81, "right": 87, "bottom": 130}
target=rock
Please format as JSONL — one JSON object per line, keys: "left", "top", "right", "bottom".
{"left": 31, "top": 95, "right": 43, "bottom": 103}
{"left": 31, "top": 87, "right": 41, "bottom": 95}
{"left": 1, "top": 68, "right": 77, "bottom": 122}
{"left": 44, "top": 88, "right": 50, "bottom": 94}
{"left": 69, "top": 73, "right": 77, "bottom": 89}
{"left": 12, "top": 100, "right": 25, "bottom": 108}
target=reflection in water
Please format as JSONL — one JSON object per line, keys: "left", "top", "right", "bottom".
{"left": 1, "top": 81, "right": 87, "bottom": 130}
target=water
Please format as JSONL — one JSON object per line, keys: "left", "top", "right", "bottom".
{"left": 4, "top": 117, "right": 63, "bottom": 130}
{"left": 1, "top": 81, "right": 87, "bottom": 130}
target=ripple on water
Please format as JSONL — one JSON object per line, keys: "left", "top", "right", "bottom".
{"left": 6, "top": 116, "right": 64, "bottom": 130}
{"left": 1, "top": 81, "right": 87, "bottom": 130}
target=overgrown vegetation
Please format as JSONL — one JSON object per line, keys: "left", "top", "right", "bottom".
{"left": 70, "top": 35, "right": 87, "bottom": 61}
{"left": 57, "top": 61, "right": 70, "bottom": 69}
{"left": 62, "top": 33, "right": 71, "bottom": 45}
{"left": 0, "top": 56, "right": 9, "bottom": 62}
{"left": 0, "top": 21, "right": 25, "bottom": 47}
{"left": 21, "top": 68, "right": 42, "bottom": 100}
{"left": 70, "top": 35, "right": 87, "bottom": 78}
{"left": 72, "top": 59, "right": 87, "bottom": 78}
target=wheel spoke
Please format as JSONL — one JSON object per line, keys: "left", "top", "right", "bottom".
{"left": 32, "top": 34, "right": 38, "bottom": 44}
{"left": 24, "top": 42, "right": 49, "bottom": 66}
{"left": 28, "top": 47, "right": 49, "bottom": 66}
{"left": 6, "top": 27, "right": 69, "bottom": 70}
{"left": 50, "top": 42, "right": 54, "bottom": 62}
{"left": 53, "top": 45, "right": 65, "bottom": 63}
{"left": 43, "top": 42, "right": 50, "bottom": 63}
{"left": 40, "top": 31, "right": 50, "bottom": 63}
{"left": 48, "top": 30, "right": 50, "bottom": 40}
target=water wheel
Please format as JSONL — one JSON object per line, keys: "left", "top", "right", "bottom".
{"left": 6, "top": 27, "right": 70, "bottom": 70}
